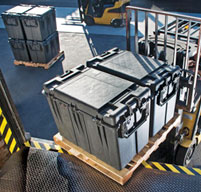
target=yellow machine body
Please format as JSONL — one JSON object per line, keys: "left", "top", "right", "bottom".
{"left": 180, "top": 100, "right": 201, "bottom": 148}
{"left": 84, "top": 0, "right": 130, "bottom": 26}
{"left": 93, "top": 0, "right": 130, "bottom": 25}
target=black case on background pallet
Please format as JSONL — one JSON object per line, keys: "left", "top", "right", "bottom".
{"left": 26, "top": 31, "right": 60, "bottom": 63}
{"left": 87, "top": 48, "right": 181, "bottom": 137}
{"left": 21, "top": 6, "right": 56, "bottom": 41}
{"left": 8, "top": 38, "right": 30, "bottom": 61}
{"left": 1, "top": 5, "right": 34, "bottom": 39}
{"left": 44, "top": 65, "right": 150, "bottom": 170}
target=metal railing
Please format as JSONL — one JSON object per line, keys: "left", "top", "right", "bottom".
{"left": 126, "top": 6, "right": 201, "bottom": 112}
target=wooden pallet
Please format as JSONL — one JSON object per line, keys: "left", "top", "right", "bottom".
{"left": 14, "top": 51, "right": 64, "bottom": 69}
{"left": 54, "top": 113, "right": 181, "bottom": 185}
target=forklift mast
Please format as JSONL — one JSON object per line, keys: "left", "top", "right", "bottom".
{"left": 125, "top": 6, "right": 201, "bottom": 112}
{"left": 125, "top": 6, "right": 201, "bottom": 165}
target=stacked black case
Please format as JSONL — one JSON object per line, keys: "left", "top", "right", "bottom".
{"left": 87, "top": 48, "right": 181, "bottom": 137}
{"left": 2, "top": 5, "right": 60, "bottom": 63}
{"left": 44, "top": 65, "right": 151, "bottom": 170}
{"left": 1, "top": 4, "right": 34, "bottom": 39}
{"left": 21, "top": 6, "right": 57, "bottom": 41}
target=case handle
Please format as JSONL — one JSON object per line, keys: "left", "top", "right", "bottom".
{"left": 157, "top": 74, "right": 180, "bottom": 106}
{"left": 87, "top": 47, "right": 119, "bottom": 67}
{"left": 24, "top": 18, "right": 38, "bottom": 27}
{"left": 5, "top": 17, "right": 18, "bottom": 26}
{"left": 119, "top": 102, "right": 149, "bottom": 138}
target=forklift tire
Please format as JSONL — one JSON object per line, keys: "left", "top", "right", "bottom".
{"left": 175, "top": 141, "right": 196, "bottom": 166}
{"left": 85, "top": 15, "right": 94, "bottom": 26}
{"left": 111, "top": 19, "right": 122, "bottom": 28}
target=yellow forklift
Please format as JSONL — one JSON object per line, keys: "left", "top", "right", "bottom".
{"left": 77, "top": 0, "right": 130, "bottom": 26}
{"left": 126, "top": 7, "right": 201, "bottom": 166}
{"left": 152, "top": 18, "right": 201, "bottom": 166}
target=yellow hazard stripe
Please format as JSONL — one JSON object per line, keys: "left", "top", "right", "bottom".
{"left": 165, "top": 163, "right": 180, "bottom": 174}
{"left": 32, "top": 141, "right": 42, "bottom": 150}
{"left": 25, "top": 139, "right": 64, "bottom": 154}
{"left": 55, "top": 145, "right": 63, "bottom": 153}
{"left": 24, "top": 141, "right": 31, "bottom": 147}
{"left": 194, "top": 168, "right": 201, "bottom": 175}
{"left": 43, "top": 143, "right": 51, "bottom": 151}
{"left": 152, "top": 162, "right": 166, "bottom": 171}
{"left": 179, "top": 166, "right": 195, "bottom": 176}
{"left": 142, "top": 161, "right": 201, "bottom": 177}
{"left": 0, "top": 117, "right": 7, "bottom": 135}
{"left": 142, "top": 161, "right": 153, "bottom": 169}
{"left": 0, "top": 107, "right": 21, "bottom": 154}
{"left": 4, "top": 128, "right": 12, "bottom": 144}
{"left": 9, "top": 138, "right": 16, "bottom": 153}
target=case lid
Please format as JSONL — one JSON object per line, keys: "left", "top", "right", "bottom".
{"left": 25, "top": 7, "right": 52, "bottom": 15}
{"left": 5, "top": 5, "right": 33, "bottom": 14}
{"left": 99, "top": 51, "right": 164, "bottom": 80}
{"left": 55, "top": 68, "right": 133, "bottom": 110}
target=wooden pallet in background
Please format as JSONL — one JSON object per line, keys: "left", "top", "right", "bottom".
{"left": 54, "top": 114, "right": 181, "bottom": 185}
{"left": 14, "top": 51, "right": 64, "bottom": 69}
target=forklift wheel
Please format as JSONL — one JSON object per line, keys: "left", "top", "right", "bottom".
{"left": 175, "top": 141, "right": 196, "bottom": 166}
{"left": 85, "top": 15, "right": 94, "bottom": 26}
{"left": 111, "top": 19, "right": 122, "bottom": 28}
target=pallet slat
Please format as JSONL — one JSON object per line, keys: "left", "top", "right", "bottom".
{"left": 14, "top": 51, "right": 64, "bottom": 69}
{"left": 54, "top": 113, "right": 181, "bottom": 185}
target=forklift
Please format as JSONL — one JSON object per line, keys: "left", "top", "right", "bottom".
{"left": 127, "top": 7, "right": 201, "bottom": 166}
{"left": 77, "top": 0, "right": 130, "bottom": 27}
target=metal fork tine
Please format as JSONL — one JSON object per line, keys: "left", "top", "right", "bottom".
{"left": 154, "top": 13, "right": 158, "bottom": 60}
{"left": 126, "top": 9, "right": 131, "bottom": 51}
{"left": 135, "top": 10, "right": 139, "bottom": 53}
{"left": 145, "top": 11, "right": 149, "bottom": 56}
{"left": 184, "top": 20, "right": 191, "bottom": 70}
{"left": 164, "top": 15, "right": 168, "bottom": 63}
{"left": 173, "top": 17, "right": 179, "bottom": 66}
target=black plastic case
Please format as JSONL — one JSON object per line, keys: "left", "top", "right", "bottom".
{"left": 44, "top": 65, "right": 150, "bottom": 170}
{"left": 87, "top": 48, "right": 181, "bottom": 137}
{"left": 26, "top": 31, "right": 59, "bottom": 63}
{"left": 8, "top": 38, "right": 30, "bottom": 61}
{"left": 21, "top": 6, "right": 56, "bottom": 41}
{"left": 1, "top": 5, "right": 34, "bottom": 39}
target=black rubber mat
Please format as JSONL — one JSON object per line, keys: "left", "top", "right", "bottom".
{"left": 26, "top": 148, "right": 69, "bottom": 192}
{"left": 59, "top": 153, "right": 201, "bottom": 192}
{"left": 1, "top": 148, "right": 201, "bottom": 192}
{"left": 0, "top": 147, "right": 28, "bottom": 192}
